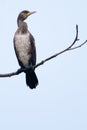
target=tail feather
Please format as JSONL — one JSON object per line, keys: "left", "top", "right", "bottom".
{"left": 25, "top": 69, "right": 38, "bottom": 89}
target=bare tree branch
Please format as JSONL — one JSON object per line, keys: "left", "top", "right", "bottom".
{"left": 33, "top": 25, "right": 87, "bottom": 69}
{"left": 69, "top": 40, "right": 87, "bottom": 50}
{"left": 0, "top": 25, "right": 87, "bottom": 78}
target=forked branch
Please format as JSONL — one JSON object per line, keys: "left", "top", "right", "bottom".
{"left": 0, "top": 25, "right": 87, "bottom": 77}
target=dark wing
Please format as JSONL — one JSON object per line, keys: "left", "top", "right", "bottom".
{"left": 29, "top": 33, "right": 36, "bottom": 66}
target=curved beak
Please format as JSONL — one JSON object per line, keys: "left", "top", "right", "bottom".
{"left": 29, "top": 11, "right": 36, "bottom": 15}
{"left": 25, "top": 11, "right": 36, "bottom": 18}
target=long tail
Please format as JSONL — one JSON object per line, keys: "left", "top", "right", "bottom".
{"left": 25, "top": 68, "right": 38, "bottom": 89}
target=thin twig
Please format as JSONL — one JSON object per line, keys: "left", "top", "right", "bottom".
{"left": 69, "top": 40, "right": 87, "bottom": 50}
{"left": 34, "top": 25, "right": 86, "bottom": 69}
{"left": 0, "top": 25, "right": 87, "bottom": 77}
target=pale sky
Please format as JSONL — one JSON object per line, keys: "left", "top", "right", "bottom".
{"left": 0, "top": 0, "right": 87, "bottom": 130}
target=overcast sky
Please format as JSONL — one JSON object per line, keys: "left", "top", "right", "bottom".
{"left": 0, "top": 0, "right": 87, "bottom": 130}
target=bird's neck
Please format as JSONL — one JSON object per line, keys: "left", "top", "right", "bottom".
{"left": 17, "top": 20, "right": 28, "bottom": 34}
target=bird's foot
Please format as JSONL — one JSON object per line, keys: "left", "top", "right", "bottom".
{"left": 16, "top": 66, "right": 34, "bottom": 74}
{"left": 16, "top": 68, "right": 25, "bottom": 74}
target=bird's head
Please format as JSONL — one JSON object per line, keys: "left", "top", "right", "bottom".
{"left": 17, "top": 10, "right": 36, "bottom": 23}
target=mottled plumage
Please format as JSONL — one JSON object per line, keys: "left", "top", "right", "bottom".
{"left": 14, "top": 10, "right": 38, "bottom": 89}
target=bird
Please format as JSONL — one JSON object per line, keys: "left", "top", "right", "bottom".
{"left": 13, "top": 10, "right": 38, "bottom": 89}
